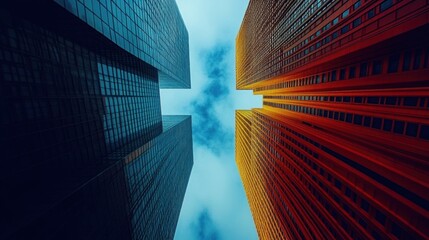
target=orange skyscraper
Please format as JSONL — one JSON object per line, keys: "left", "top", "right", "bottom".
{"left": 235, "top": 0, "right": 429, "bottom": 239}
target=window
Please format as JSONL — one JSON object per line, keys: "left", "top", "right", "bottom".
{"left": 331, "top": 70, "right": 337, "bottom": 81}
{"left": 325, "top": 36, "right": 331, "bottom": 43}
{"left": 372, "top": 117, "right": 382, "bottom": 129}
{"left": 340, "top": 68, "right": 346, "bottom": 80}
{"left": 368, "top": 97, "right": 379, "bottom": 104}
{"left": 372, "top": 60, "right": 382, "bottom": 75}
{"left": 360, "top": 199, "right": 369, "bottom": 212}
{"left": 368, "top": 9, "right": 375, "bottom": 19}
{"left": 375, "top": 210, "right": 386, "bottom": 225}
{"left": 388, "top": 54, "right": 400, "bottom": 73}
{"left": 324, "top": 23, "right": 331, "bottom": 31}
{"left": 354, "top": 0, "right": 361, "bottom": 9}
{"left": 333, "top": 17, "right": 339, "bottom": 25}
{"left": 386, "top": 97, "right": 397, "bottom": 105}
{"left": 316, "top": 41, "right": 321, "bottom": 49}
{"left": 394, "top": 121, "right": 405, "bottom": 134}
{"left": 420, "top": 125, "right": 429, "bottom": 140}
{"left": 363, "top": 116, "right": 371, "bottom": 127}
{"left": 425, "top": 49, "right": 429, "bottom": 68}
{"left": 332, "top": 31, "right": 339, "bottom": 39}
{"left": 342, "top": 9, "right": 350, "bottom": 18}
{"left": 414, "top": 49, "right": 422, "bottom": 69}
{"left": 335, "top": 179, "right": 342, "bottom": 189}
{"left": 380, "top": 0, "right": 393, "bottom": 12}
{"left": 406, "top": 123, "right": 418, "bottom": 137}
{"left": 341, "top": 25, "right": 350, "bottom": 34}
{"left": 339, "top": 112, "right": 345, "bottom": 121}
{"left": 403, "top": 50, "right": 412, "bottom": 71}
{"left": 354, "top": 96, "right": 362, "bottom": 103}
{"left": 349, "top": 66, "right": 356, "bottom": 78}
{"left": 419, "top": 97, "right": 426, "bottom": 107}
{"left": 346, "top": 113, "right": 353, "bottom": 123}
{"left": 354, "top": 115, "right": 362, "bottom": 125}
{"left": 403, "top": 97, "right": 418, "bottom": 106}
{"left": 353, "top": 18, "right": 362, "bottom": 28}
{"left": 383, "top": 119, "right": 393, "bottom": 131}
{"left": 360, "top": 62, "right": 368, "bottom": 77}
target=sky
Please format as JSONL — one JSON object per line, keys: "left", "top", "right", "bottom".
{"left": 160, "top": 0, "right": 261, "bottom": 239}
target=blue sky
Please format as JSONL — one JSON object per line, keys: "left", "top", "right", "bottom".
{"left": 160, "top": 0, "right": 261, "bottom": 239}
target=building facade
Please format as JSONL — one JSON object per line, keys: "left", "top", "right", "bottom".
{"left": 0, "top": 0, "right": 192, "bottom": 239}
{"left": 236, "top": 0, "right": 429, "bottom": 239}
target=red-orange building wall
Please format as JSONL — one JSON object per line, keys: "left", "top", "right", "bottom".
{"left": 236, "top": 0, "right": 429, "bottom": 239}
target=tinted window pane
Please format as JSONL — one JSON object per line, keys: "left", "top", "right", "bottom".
{"left": 353, "top": 18, "right": 362, "bottom": 28}
{"left": 380, "top": 0, "right": 393, "bottom": 12}
{"left": 346, "top": 113, "right": 353, "bottom": 123}
{"left": 349, "top": 66, "right": 356, "bottom": 78}
{"left": 340, "top": 69, "right": 346, "bottom": 80}
{"left": 340, "top": 112, "right": 345, "bottom": 121}
{"left": 372, "top": 117, "right": 382, "bottom": 129}
{"left": 354, "top": 1, "right": 362, "bottom": 9}
{"left": 331, "top": 70, "right": 337, "bottom": 81}
{"left": 354, "top": 96, "right": 362, "bottom": 103}
{"left": 360, "top": 62, "right": 368, "bottom": 77}
{"left": 388, "top": 54, "right": 400, "bottom": 73}
{"left": 383, "top": 119, "right": 392, "bottom": 131}
{"left": 385, "top": 97, "right": 397, "bottom": 105}
{"left": 367, "top": 97, "right": 379, "bottom": 104}
{"left": 403, "top": 51, "right": 412, "bottom": 71}
{"left": 343, "top": 9, "right": 350, "bottom": 18}
{"left": 394, "top": 121, "right": 405, "bottom": 134}
{"left": 354, "top": 115, "right": 362, "bottom": 125}
{"left": 361, "top": 199, "right": 369, "bottom": 212}
{"left": 368, "top": 9, "right": 375, "bottom": 19}
{"left": 403, "top": 97, "right": 418, "bottom": 106}
{"left": 364, "top": 116, "right": 371, "bottom": 127}
{"left": 375, "top": 210, "right": 386, "bottom": 225}
{"left": 372, "top": 60, "right": 383, "bottom": 75}
{"left": 341, "top": 25, "right": 350, "bottom": 34}
{"left": 420, "top": 125, "right": 429, "bottom": 140}
{"left": 414, "top": 49, "right": 422, "bottom": 69}
{"left": 406, "top": 123, "right": 418, "bottom": 137}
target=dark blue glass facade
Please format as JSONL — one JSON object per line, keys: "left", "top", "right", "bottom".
{"left": 55, "top": 0, "right": 190, "bottom": 88}
{"left": 124, "top": 116, "right": 193, "bottom": 240}
{"left": 0, "top": 1, "right": 192, "bottom": 239}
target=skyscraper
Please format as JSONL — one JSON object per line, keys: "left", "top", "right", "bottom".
{"left": 0, "top": 0, "right": 192, "bottom": 239}
{"left": 236, "top": 0, "right": 429, "bottom": 239}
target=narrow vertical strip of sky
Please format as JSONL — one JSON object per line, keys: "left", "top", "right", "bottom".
{"left": 160, "top": 0, "right": 261, "bottom": 239}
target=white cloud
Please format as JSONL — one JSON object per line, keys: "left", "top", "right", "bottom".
{"left": 160, "top": 0, "right": 259, "bottom": 239}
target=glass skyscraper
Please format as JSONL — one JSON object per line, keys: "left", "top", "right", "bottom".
{"left": 0, "top": 0, "right": 192, "bottom": 239}
{"left": 236, "top": 0, "right": 429, "bottom": 239}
